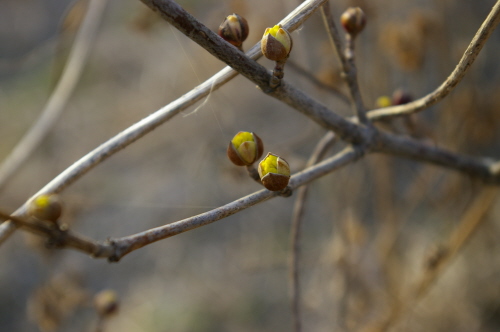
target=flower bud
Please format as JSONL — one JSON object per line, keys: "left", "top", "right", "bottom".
{"left": 94, "top": 289, "right": 119, "bottom": 318}
{"left": 258, "top": 153, "right": 290, "bottom": 191}
{"left": 376, "top": 95, "right": 392, "bottom": 108}
{"left": 218, "top": 14, "right": 249, "bottom": 48}
{"left": 28, "top": 194, "right": 62, "bottom": 223}
{"left": 392, "top": 89, "right": 413, "bottom": 105}
{"left": 261, "top": 25, "right": 293, "bottom": 62}
{"left": 340, "top": 7, "right": 366, "bottom": 36}
{"left": 227, "top": 131, "right": 264, "bottom": 166}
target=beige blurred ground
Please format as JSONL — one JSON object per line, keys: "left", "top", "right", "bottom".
{"left": 1, "top": 0, "right": 500, "bottom": 331}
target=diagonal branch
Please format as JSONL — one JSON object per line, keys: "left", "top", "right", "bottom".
{"left": 0, "top": 0, "right": 109, "bottom": 191}
{"left": 1, "top": 146, "right": 363, "bottom": 261}
{"left": 138, "top": 0, "right": 500, "bottom": 185}
{"left": 321, "top": 1, "right": 369, "bottom": 124}
{"left": 367, "top": 0, "right": 500, "bottom": 121}
{"left": 0, "top": 0, "right": 331, "bottom": 245}
{"left": 289, "top": 131, "right": 337, "bottom": 332}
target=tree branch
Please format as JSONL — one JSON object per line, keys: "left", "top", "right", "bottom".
{"left": 321, "top": 2, "right": 369, "bottom": 124}
{"left": 367, "top": 0, "right": 500, "bottom": 121}
{"left": 0, "top": 0, "right": 331, "bottom": 245}
{"left": 1, "top": 146, "right": 363, "bottom": 261}
{"left": 0, "top": 0, "right": 109, "bottom": 191}
{"left": 289, "top": 131, "right": 337, "bottom": 332}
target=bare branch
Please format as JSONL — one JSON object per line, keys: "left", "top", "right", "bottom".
{"left": 321, "top": 2, "right": 370, "bottom": 124}
{"left": 0, "top": 0, "right": 331, "bottom": 245}
{"left": 375, "top": 131, "right": 500, "bottom": 184}
{"left": 0, "top": 146, "right": 362, "bottom": 261}
{"left": 110, "top": 145, "right": 363, "bottom": 261}
{"left": 289, "top": 131, "right": 337, "bottom": 332}
{"left": 0, "top": 0, "right": 109, "bottom": 191}
{"left": 368, "top": 187, "right": 498, "bottom": 332}
{"left": 0, "top": 210, "right": 114, "bottom": 258}
{"left": 287, "top": 60, "right": 350, "bottom": 104}
{"left": 367, "top": 0, "right": 500, "bottom": 121}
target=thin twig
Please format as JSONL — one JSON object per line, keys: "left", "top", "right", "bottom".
{"left": 2, "top": 0, "right": 500, "bottom": 252}
{"left": 368, "top": 187, "right": 498, "bottom": 332}
{"left": 367, "top": 0, "right": 500, "bottom": 121}
{"left": 1, "top": 146, "right": 363, "bottom": 261}
{"left": 0, "top": 0, "right": 331, "bottom": 245}
{"left": 0, "top": 210, "right": 114, "bottom": 258}
{"left": 286, "top": 60, "right": 350, "bottom": 104}
{"left": 321, "top": 2, "right": 369, "bottom": 124}
{"left": 0, "top": 0, "right": 109, "bottom": 191}
{"left": 289, "top": 131, "right": 337, "bottom": 332}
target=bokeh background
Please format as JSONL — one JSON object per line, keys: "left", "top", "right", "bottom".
{"left": 1, "top": 0, "right": 500, "bottom": 331}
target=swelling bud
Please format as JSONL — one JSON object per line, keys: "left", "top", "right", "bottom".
{"left": 227, "top": 131, "right": 264, "bottom": 166}
{"left": 258, "top": 153, "right": 290, "bottom": 191}
{"left": 218, "top": 14, "right": 249, "bottom": 49}
{"left": 261, "top": 25, "right": 293, "bottom": 62}
{"left": 340, "top": 7, "right": 366, "bottom": 36}
{"left": 28, "top": 194, "right": 62, "bottom": 223}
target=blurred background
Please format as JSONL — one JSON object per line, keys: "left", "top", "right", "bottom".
{"left": 1, "top": 0, "right": 500, "bottom": 331}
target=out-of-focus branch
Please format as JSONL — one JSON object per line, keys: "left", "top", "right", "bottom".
{"left": 321, "top": 2, "right": 369, "bottom": 124}
{"left": 367, "top": 0, "right": 500, "bottom": 121}
{"left": 0, "top": 0, "right": 109, "bottom": 191}
{"left": 0, "top": 210, "right": 114, "bottom": 258}
{"left": 286, "top": 60, "right": 350, "bottom": 104}
{"left": 0, "top": 0, "right": 333, "bottom": 245}
{"left": 367, "top": 187, "right": 498, "bottom": 332}
{"left": 289, "top": 131, "right": 337, "bottom": 332}
{"left": 0, "top": 146, "right": 363, "bottom": 261}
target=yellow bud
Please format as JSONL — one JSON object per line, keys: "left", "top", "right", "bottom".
{"left": 94, "top": 289, "right": 119, "bottom": 318}
{"left": 258, "top": 153, "right": 290, "bottom": 191}
{"left": 376, "top": 95, "right": 392, "bottom": 108}
{"left": 28, "top": 194, "right": 62, "bottom": 223}
{"left": 227, "top": 132, "right": 264, "bottom": 166}
{"left": 261, "top": 25, "right": 293, "bottom": 61}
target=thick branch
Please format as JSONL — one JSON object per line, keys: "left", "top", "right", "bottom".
{"left": 367, "top": 0, "right": 500, "bottom": 120}
{"left": 374, "top": 131, "right": 500, "bottom": 184}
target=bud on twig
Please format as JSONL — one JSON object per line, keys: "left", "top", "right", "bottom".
{"left": 258, "top": 153, "right": 290, "bottom": 191}
{"left": 261, "top": 25, "right": 293, "bottom": 88}
{"left": 340, "top": 7, "right": 366, "bottom": 37}
{"left": 392, "top": 89, "right": 413, "bottom": 105}
{"left": 28, "top": 194, "right": 63, "bottom": 223}
{"left": 218, "top": 14, "right": 249, "bottom": 50}
{"left": 261, "top": 25, "right": 293, "bottom": 62}
{"left": 227, "top": 131, "right": 264, "bottom": 166}
{"left": 94, "top": 289, "right": 119, "bottom": 318}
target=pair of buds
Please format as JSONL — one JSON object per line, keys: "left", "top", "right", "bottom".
{"left": 227, "top": 132, "right": 290, "bottom": 192}
{"left": 218, "top": 14, "right": 293, "bottom": 62}
{"left": 219, "top": 14, "right": 293, "bottom": 88}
